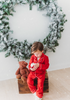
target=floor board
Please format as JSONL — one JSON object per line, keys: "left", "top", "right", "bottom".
{"left": 0, "top": 67, "right": 70, "bottom": 100}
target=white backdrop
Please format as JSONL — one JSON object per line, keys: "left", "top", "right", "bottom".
{"left": 0, "top": 0, "right": 70, "bottom": 81}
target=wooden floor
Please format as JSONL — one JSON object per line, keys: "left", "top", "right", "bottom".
{"left": 0, "top": 67, "right": 70, "bottom": 100}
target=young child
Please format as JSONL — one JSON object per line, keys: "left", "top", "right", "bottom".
{"left": 27, "top": 41, "right": 49, "bottom": 100}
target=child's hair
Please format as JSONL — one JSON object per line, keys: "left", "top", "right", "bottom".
{"left": 31, "top": 41, "right": 44, "bottom": 54}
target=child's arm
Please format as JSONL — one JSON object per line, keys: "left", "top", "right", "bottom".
{"left": 28, "top": 55, "right": 38, "bottom": 71}
{"left": 28, "top": 55, "right": 34, "bottom": 71}
{"left": 30, "top": 63, "right": 39, "bottom": 71}
{"left": 38, "top": 56, "right": 49, "bottom": 70}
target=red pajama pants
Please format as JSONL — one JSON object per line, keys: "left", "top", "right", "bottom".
{"left": 27, "top": 73, "right": 45, "bottom": 98}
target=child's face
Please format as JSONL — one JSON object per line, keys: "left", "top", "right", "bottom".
{"left": 33, "top": 50, "right": 43, "bottom": 58}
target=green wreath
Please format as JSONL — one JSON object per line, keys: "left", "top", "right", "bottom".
{"left": 0, "top": 0, "right": 67, "bottom": 61}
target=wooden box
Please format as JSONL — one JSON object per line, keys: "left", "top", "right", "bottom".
{"left": 18, "top": 71, "right": 49, "bottom": 94}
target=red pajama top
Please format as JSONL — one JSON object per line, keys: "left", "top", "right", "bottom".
{"left": 28, "top": 53, "right": 49, "bottom": 77}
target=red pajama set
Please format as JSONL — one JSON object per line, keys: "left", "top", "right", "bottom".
{"left": 27, "top": 53, "right": 49, "bottom": 98}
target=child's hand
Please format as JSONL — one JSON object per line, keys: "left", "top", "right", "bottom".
{"left": 30, "top": 63, "right": 39, "bottom": 71}
{"left": 31, "top": 63, "right": 35, "bottom": 68}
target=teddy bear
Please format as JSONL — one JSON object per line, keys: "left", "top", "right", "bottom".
{"left": 15, "top": 61, "right": 30, "bottom": 83}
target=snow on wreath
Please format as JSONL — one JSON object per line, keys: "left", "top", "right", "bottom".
{"left": 0, "top": 0, "right": 67, "bottom": 61}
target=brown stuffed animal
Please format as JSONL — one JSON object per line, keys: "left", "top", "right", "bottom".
{"left": 15, "top": 61, "right": 29, "bottom": 83}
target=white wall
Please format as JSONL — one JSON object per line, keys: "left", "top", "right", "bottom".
{"left": 47, "top": 0, "right": 70, "bottom": 71}
{"left": 0, "top": 0, "right": 70, "bottom": 81}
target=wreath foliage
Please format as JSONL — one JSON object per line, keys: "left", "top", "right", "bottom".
{"left": 0, "top": 0, "right": 67, "bottom": 60}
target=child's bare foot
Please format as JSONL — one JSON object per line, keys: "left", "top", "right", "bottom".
{"left": 33, "top": 92, "right": 36, "bottom": 96}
